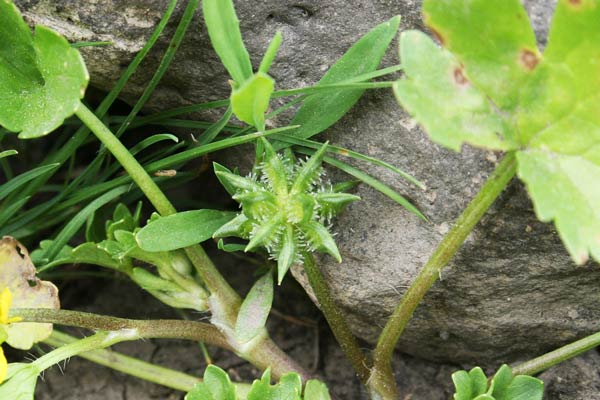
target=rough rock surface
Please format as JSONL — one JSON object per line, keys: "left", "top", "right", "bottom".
{"left": 16, "top": 0, "right": 600, "bottom": 367}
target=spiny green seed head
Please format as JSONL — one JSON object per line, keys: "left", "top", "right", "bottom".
{"left": 214, "top": 139, "right": 359, "bottom": 283}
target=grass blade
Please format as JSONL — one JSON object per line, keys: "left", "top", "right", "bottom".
{"left": 294, "top": 147, "right": 426, "bottom": 221}
{"left": 114, "top": 0, "right": 200, "bottom": 138}
{"left": 41, "top": 185, "right": 130, "bottom": 263}
{"left": 287, "top": 16, "right": 401, "bottom": 142}
{"left": 272, "top": 133, "right": 425, "bottom": 189}
{"left": 0, "top": 163, "right": 59, "bottom": 201}
{"left": 202, "top": 0, "right": 253, "bottom": 84}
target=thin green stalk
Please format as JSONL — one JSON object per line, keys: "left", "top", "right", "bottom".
{"left": 512, "top": 331, "right": 600, "bottom": 377}
{"left": 33, "top": 331, "right": 118, "bottom": 372}
{"left": 370, "top": 152, "right": 518, "bottom": 398}
{"left": 46, "top": 330, "right": 254, "bottom": 397}
{"left": 75, "top": 104, "right": 176, "bottom": 215}
{"left": 302, "top": 253, "right": 371, "bottom": 382}
{"left": 52, "top": 104, "right": 240, "bottom": 303}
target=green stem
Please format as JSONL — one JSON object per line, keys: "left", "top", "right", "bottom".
{"left": 512, "top": 331, "right": 600, "bottom": 376}
{"left": 370, "top": 152, "right": 518, "bottom": 398}
{"left": 74, "top": 104, "right": 176, "bottom": 215}
{"left": 44, "top": 330, "right": 253, "bottom": 397}
{"left": 46, "top": 330, "right": 246, "bottom": 394}
{"left": 13, "top": 308, "right": 233, "bottom": 351}
{"left": 302, "top": 253, "right": 371, "bottom": 382}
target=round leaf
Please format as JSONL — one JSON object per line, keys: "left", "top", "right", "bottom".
{"left": 0, "top": 1, "right": 89, "bottom": 138}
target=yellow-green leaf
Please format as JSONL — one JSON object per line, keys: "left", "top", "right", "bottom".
{"left": 423, "top": 0, "right": 539, "bottom": 111}
{"left": 231, "top": 72, "right": 275, "bottom": 130}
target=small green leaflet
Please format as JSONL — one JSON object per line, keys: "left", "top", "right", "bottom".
{"left": 395, "top": 0, "right": 600, "bottom": 264}
{"left": 0, "top": 0, "right": 89, "bottom": 138}
{"left": 452, "top": 365, "right": 543, "bottom": 400}
{"left": 135, "top": 210, "right": 237, "bottom": 252}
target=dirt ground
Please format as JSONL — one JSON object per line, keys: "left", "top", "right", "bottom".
{"left": 18, "top": 246, "right": 600, "bottom": 399}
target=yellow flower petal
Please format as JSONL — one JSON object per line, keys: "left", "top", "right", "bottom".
{"left": 0, "top": 288, "right": 11, "bottom": 325}
{"left": 0, "top": 347, "right": 7, "bottom": 384}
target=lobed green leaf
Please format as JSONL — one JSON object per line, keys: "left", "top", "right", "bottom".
{"left": 396, "top": 0, "right": 600, "bottom": 264}
{"left": 394, "top": 31, "right": 513, "bottom": 151}
{"left": 422, "top": 0, "right": 539, "bottom": 111}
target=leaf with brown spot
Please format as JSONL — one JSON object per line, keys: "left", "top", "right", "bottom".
{"left": 394, "top": 31, "right": 514, "bottom": 151}
{"left": 0, "top": 237, "right": 59, "bottom": 350}
{"left": 423, "top": 0, "right": 539, "bottom": 111}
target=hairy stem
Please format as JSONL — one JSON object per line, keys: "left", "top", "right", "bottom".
{"left": 13, "top": 308, "right": 233, "bottom": 351}
{"left": 370, "top": 152, "right": 517, "bottom": 396}
{"left": 16, "top": 308, "right": 310, "bottom": 380}
{"left": 512, "top": 331, "right": 600, "bottom": 376}
{"left": 302, "top": 253, "right": 371, "bottom": 382}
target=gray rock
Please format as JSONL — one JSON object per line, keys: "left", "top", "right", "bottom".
{"left": 18, "top": 0, "right": 600, "bottom": 367}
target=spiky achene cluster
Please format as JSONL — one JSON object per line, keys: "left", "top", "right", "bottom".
{"left": 213, "top": 140, "right": 359, "bottom": 283}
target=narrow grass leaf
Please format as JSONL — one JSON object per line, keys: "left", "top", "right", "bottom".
{"left": 272, "top": 133, "right": 425, "bottom": 189}
{"left": 0, "top": 196, "right": 29, "bottom": 227}
{"left": 0, "top": 150, "right": 17, "bottom": 159}
{"left": 114, "top": 0, "right": 200, "bottom": 137}
{"left": 196, "top": 106, "right": 233, "bottom": 145}
{"left": 202, "top": 0, "right": 253, "bottom": 84}
{"left": 42, "top": 185, "right": 129, "bottom": 261}
{"left": 294, "top": 148, "right": 426, "bottom": 220}
{"left": 286, "top": 16, "right": 401, "bottom": 143}
{"left": 0, "top": 163, "right": 59, "bottom": 201}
